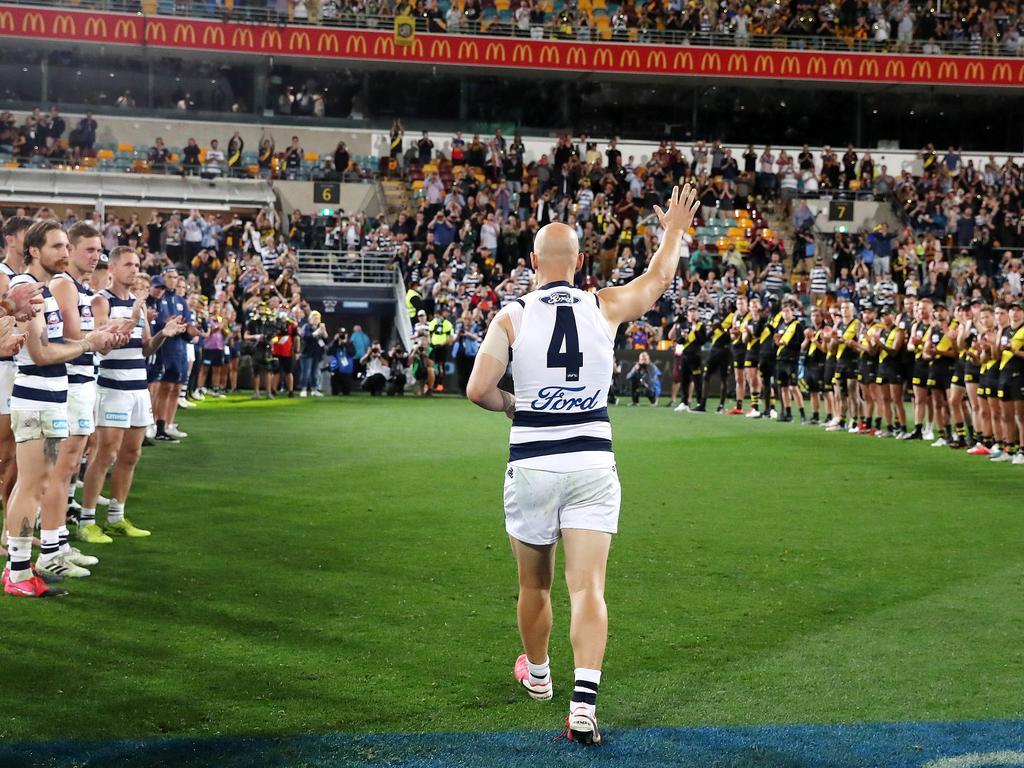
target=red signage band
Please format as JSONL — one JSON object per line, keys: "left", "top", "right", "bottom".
{"left": 0, "top": 5, "right": 1021, "bottom": 87}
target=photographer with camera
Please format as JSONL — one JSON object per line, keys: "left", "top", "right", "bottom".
{"left": 360, "top": 341, "right": 390, "bottom": 396}
{"left": 327, "top": 328, "right": 355, "bottom": 396}
{"left": 243, "top": 300, "right": 284, "bottom": 399}
{"left": 409, "top": 336, "right": 436, "bottom": 396}
{"left": 387, "top": 344, "right": 408, "bottom": 396}
{"left": 626, "top": 351, "right": 660, "bottom": 406}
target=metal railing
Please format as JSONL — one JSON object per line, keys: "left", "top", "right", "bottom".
{"left": 297, "top": 248, "right": 399, "bottom": 285}
{"left": 4, "top": 0, "right": 1023, "bottom": 59}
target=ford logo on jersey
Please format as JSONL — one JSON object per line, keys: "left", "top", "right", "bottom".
{"left": 540, "top": 291, "right": 579, "bottom": 306}
{"left": 531, "top": 386, "right": 602, "bottom": 411}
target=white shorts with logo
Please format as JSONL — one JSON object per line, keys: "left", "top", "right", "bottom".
{"left": 11, "top": 406, "right": 69, "bottom": 443}
{"left": 0, "top": 361, "right": 15, "bottom": 416}
{"left": 503, "top": 464, "right": 620, "bottom": 546}
{"left": 67, "top": 383, "right": 97, "bottom": 436}
{"left": 96, "top": 387, "right": 153, "bottom": 429}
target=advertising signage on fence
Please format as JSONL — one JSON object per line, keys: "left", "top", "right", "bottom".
{"left": 0, "top": 4, "right": 1021, "bottom": 88}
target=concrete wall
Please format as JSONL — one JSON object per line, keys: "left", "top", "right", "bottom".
{"left": 274, "top": 180, "right": 378, "bottom": 219}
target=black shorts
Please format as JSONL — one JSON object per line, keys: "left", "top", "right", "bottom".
{"left": 823, "top": 358, "right": 837, "bottom": 388}
{"left": 274, "top": 355, "right": 294, "bottom": 375}
{"left": 803, "top": 362, "right": 825, "bottom": 393}
{"left": 731, "top": 346, "right": 746, "bottom": 370}
{"left": 704, "top": 348, "right": 731, "bottom": 376}
{"left": 926, "top": 359, "right": 952, "bottom": 391}
{"left": 980, "top": 367, "right": 999, "bottom": 398}
{"left": 202, "top": 349, "right": 225, "bottom": 367}
{"left": 253, "top": 354, "right": 277, "bottom": 373}
{"left": 837, "top": 357, "right": 858, "bottom": 382}
{"left": 876, "top": 360, "right": 900, "bottom": 385}
{"left": 758, "top": 355, "right": 776, "bottom": 379}
{"left": 963, "top": 363, "right": 982, "bottom": 385}
{"left": 857, "top": 356, "right": 878, "bottom": 384}
{"left": 911, "top": 358, "right": 930, "bottom": 387}
{"left": 950, "top": 359, "right": 967, "bottom": 387}
{"left": 777, "top": 358, "right": 799, "bottom": 387}
{"left": 745, "top": 344, "right": 760, "bottom": 367}
{"left": 997, "top": 367, "right": 1024, "bottom": 401}
{"left": 901, "top": 354, "right": 916, "bottom": 387}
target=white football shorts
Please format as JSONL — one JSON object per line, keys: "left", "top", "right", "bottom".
{"left": 0, "top": 361, "right": 15, "bottom": 416}
{"left": 12, "top": 407, "right": 69, "bottom": 443}
{"left": 503, "top": 464, "right": 620, "bottom": 546}
{"left": 67, "top": 383, "right": 97, "bottom": 436}
{"left": 96, "top": 387, "right": 153, "bottom": 429}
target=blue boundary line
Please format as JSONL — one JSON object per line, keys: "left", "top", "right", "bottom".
{"left": 2, "top": 720, "right": 1023, "bottom": 768}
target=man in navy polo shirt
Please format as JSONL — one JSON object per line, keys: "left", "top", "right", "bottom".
{"left": 153, "top": 268, "right": 192, "bottom": 441}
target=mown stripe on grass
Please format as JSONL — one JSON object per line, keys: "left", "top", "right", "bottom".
{"left": 2, "top": 720, "right": 1023, "bottom": 768}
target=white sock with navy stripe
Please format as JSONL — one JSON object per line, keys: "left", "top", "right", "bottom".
{"left": 526, "top": 656, "right": 550, "bottom": 684}
{"left": 571, "top": 667, "right": 601, "bottom": 718}
{"left": 38, "top": 528, "right": 61, "bottom": 564}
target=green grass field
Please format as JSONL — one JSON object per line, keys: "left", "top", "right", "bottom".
{"left": 3, "top": 395, "right": 1023, "bottom": 745}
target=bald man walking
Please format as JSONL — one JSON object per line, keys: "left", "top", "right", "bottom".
{"left": 468, "top": 185, "right": 700, "bottom": 744}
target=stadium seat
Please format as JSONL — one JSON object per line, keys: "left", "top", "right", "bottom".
{"left": 117, "top": 143, "right": 134, "bottom": 154}
{"left": 97, "top": 149, "right": 115, "bottom": 161}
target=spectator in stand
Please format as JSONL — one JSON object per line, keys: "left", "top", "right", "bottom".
{"left": 226, "top": 131, "right": 244, "bottom": 175}
{"left": 182, "top": 137, "right": 201, "bottom": 175}
{"left": 417, "top": 132, "right": 434, "bottom": 166}
{"left": 71, "top": 111, "right": 97, "bottom": 157}
{"left": 284, "top": 136, "right": 304, "bottom": 180}
{"left": 204, "top": 138, "right": 225, "bottom": 178}
{"left": 149, "top": 137, "right": 171, "bottom": 173}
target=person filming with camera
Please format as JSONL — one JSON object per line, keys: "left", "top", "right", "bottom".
{"left": 625, "top": 351, "right": 660, "bottom": 406}
{"left": 360, "top": 341, "right": 390, "bottom": 396}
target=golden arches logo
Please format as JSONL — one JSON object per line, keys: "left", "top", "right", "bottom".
{"left": 290, "top": 29, "right": 311, "bottom": 51}
{"left": 727, "top": 52, "right": 747, "bottom": 72}
{"left": 964, "top": 61, "right": 984, "bottom": 81}
{"left": 457, "top": 39, "right": 478, "bottom": 60}
{"left": 753, "top": 54, "right": 774, "bottom": 74}
{"left": 145, "top": 20, "right": 167, "bottom": 42}
{"left": 114, "top": 18, "right": 137, "bottom": 39}
{"left": 620, "top": 49, "right": 640, "bottom": 68}
{"left": 992, "top": 62, "right": 1011, "bottom": 82}
{"left": 430, "top": 38, "right": 451, "bottom": 59}
{"left": 174, "top": 24, "right": 196, "bottom": 44}
{"left": 318, "top": 32, "right": 340, "bottom": 53}
{"left": 594, "top": 47, "right": 613, "bottom": 68}
{"left": 407, "top": 38, "right": 424, "bottom": 57}
{"left": 541, "top": 46, "right": 560, "bottom": 66}
{"left": 937, "top": 61, "right": 958, "bottom": 80}
{"left": 260, "top": 28, "right": 282, "bottom": 48}
{"left": 910, "top": 60, "right": 932, "bottom": 79}
{"left": 374, "top": 36, "right": 396, "bottom": 55}
{"left": 54, "top": 15, "right": 78, "bottom": 36}
{"left": 512, "top": 43, "right": 532, "bottom": 63}
{"left": 485, "top": 41, "right": 502, "bottom": 61}
{"left": 884, "top": 59, "right": 905, "bottom": 79}
{"left": 203, "top": 26, "right": 225, "bottom": 47}
{"left": 21, "top": 12, "right": 43, "bottom": 33}
{"left": 646, "top": 50, "right": 666, "bottom": 69}
{"left": 673, "top": 50, "right": 693, "bottom": 70}
{"left": 832, "top": 57, "right": 852, "bottom": 77}
{"left": 700, "top": 51, "right": 721, "bottom": 71}
{"left": 231, "top": 27, "right": 254, "bottom": 48}
{"left": 85, "top": 17, "right": 109, "bottom": 37}
{"left": 781, "top": 55, "right": 800, "bottom": 75}
{"left": 344, "top": 33, "right": 365, "bottom": 54}
{"left": 0, "top": 10, "right": 13, "bottom": 31}
{"left": 859, "top": 58, "right": 879, "bottom": 78}
{"left": 807, "top": 56, "right": 826, "bottom": 76}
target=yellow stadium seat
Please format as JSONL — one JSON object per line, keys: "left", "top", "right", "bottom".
{"left": 762, "top": 228, "right": 774, "bottom": 239}
{"left": 598, "top": 26, "right": 612, "bottom": 39}
{"left": 4, "top": 162, "right": 17, "bottom": 169}
{"left": 117, "top": 143, "right": 134, "bottom": 153}
{"left": 411, "top": 179, "right": 424, "bottom": 190}
{"left": 97, "top": 149, "right": 115, "bottom": 160}
{"left": 80, "top": 157, "right": 97, "bottom": 168}
{"left": 247, "top": 164, "right": 259, "bottom": 176}
{"left": 305, "top": 152, "right": 319, "bottom": 163}
{"left": 423, "top": 163, "right": 438, "bottom": 174}
{"left": 495, "top": 0, "right": 510, "bottom": 8}
{"left": 726, "top": 227, "right": 743, "bottom": 238}
{"left": 592, "top": 0, "right": 606, "bottom": 9}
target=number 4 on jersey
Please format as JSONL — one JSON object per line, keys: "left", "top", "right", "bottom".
{"left": 547, "top": 306, "right": 583, "bottom": 381}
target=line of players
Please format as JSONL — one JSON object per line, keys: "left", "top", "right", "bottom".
{"left": 0, "top": 217, "right": 187, "bottom": 598}
{"left": 667, "top": 292, "right": 1024, "bottom": 461}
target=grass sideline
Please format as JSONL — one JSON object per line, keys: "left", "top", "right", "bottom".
{"left": 2, "top": 395, "right": 1022, "bottom": 744}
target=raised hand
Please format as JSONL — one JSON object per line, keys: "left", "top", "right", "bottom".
{"left": 653, "top": 184, "right": 701, "bottom": 234}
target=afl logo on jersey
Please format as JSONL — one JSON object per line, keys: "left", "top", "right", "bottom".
{"left": 46, "top": 311, "right": 61, "bottom": 327}
{"left": 540, "top": 291, "right": 579, "bottom": 306}
{"left": 81, "top": 306, "right": 93, "bottom": 319}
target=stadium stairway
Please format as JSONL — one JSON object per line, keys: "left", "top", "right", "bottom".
{"left": 380, "top": 178, "right": 411, "bottom": 219}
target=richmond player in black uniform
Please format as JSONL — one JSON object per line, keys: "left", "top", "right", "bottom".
{"left": 727, "top": 295, "right": 751, "bottom": 415}
{"left": 700, "top": 305, "right": 735, "bottom": 413}
{"left": 669, "top": 305, "right": 706, "bottom": 413}
{"left": 801, "top": 306, "right": 828, "bottom": 425}
{"left": 924, "top": 303, "right": 957, "bottom": 447}
{"left": 774, "top": 299, "right": 805, "bottom": 423}
{"left": 757, "top": 301, "right": 784, "bottom": 419}
{"left": 874, "top": 306, "right": 906, "bottom": 437}
{"left": 742, "top": 297, "right": 764, "bottom": 418}
{"left": 902, "top": 298, "right": 934, "bottom": 441}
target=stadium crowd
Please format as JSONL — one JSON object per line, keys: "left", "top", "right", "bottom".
{"left": 134, "top": 0, "right": 1024, "bottom": 54}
